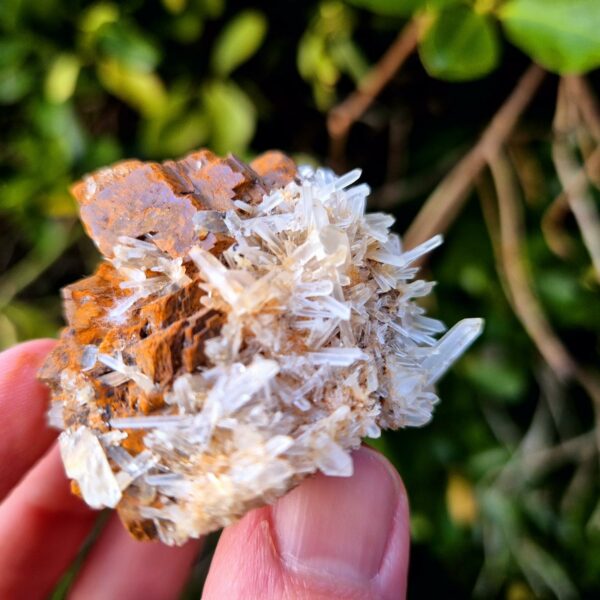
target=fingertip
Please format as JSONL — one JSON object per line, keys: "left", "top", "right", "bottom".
{"left": 203, "top": 446, "right": 410, "bottom": 600}
{"left": 0, "top": 339, "right": 58, "bottom": 498}
{"left": 0, "top": 444, "right": 96, "bottom": 599}
{"left": 358, "top": 446, "right": 410, "bottom": 599}
{"left": 272, "top": 446, "right": 409, "bottom": 599}
{"left": 0, "top": 338, "right": 57, "bottom": 363}
{"left": 0, "top": 338, "right": 57, "bottom": 401}
{"left": 70, "top": 515, "right": 202, "bottom": 600}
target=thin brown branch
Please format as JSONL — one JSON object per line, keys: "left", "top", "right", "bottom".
{"left": 404, "top": 64, "right": 546, "bottom": 251}
{"left": 564, "top": 75, "right": 600, "bottom": 142}
{"left": 564, "top": 76, "right": 600, "bottom": 187}
{"left": 507, "top": 142, "right": 546, "bottom": 207}
{"left": 542, "top": 144, "right": 600, "bottom": 259}
{"left": 476, "top": 174, "right": 513, "bottom": 304}
{"left": 560, "top": 455, "right": 595, "bottom": 515}
{"left": 489, "top": 151, "right": 600, "bottom": 456}
{"left": 541, "top": 193, "right": 574, "bottom": 259}
{"left": 554, "top": 80, "right": 600, "bottom": 280}
{"left": 519, "top": 431, "right": 596, "bottom": 476}
{"left": 327, "top": 20, "right": 419, "bottom": 168}
{"left": 489, "top": 151, "right": 575, "bottom": 380}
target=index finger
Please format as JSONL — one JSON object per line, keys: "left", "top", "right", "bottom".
{"left": 0, "top": 339, "right": 57, "bottom": 500}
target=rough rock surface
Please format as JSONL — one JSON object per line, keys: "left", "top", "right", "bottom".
{"left": 39, "top": 149, "right": 482, "bottom": 544}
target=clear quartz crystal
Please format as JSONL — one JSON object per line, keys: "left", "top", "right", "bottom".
{"left": 51, "top": 163, "right": 483, "bottom": 544}
{"left": 59, "top": 426, "right": 122, "bottom": 509}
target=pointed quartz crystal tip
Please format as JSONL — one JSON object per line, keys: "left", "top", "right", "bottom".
{"left": 39, "top": 148, "right": 483, "bottom": 545}
{"left": 423, "top": 318, "right": 484, "bottom": 385}
{"left": 59, "top": 427, "right": 121, "bottom": 509}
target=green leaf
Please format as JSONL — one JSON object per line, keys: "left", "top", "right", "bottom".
{"left": 0, "top": 62, "right": 35, "bottom": 104}
{"left": 157, "top": 111, "right": 209, "bottom": 157}
{"left": 96, "top": 21, "right": 162, "bottom": 72}
{"left": 499, "top": 0, "right": 600, "bottom": 74}
{"left": 162, "top": 0, "right": 187, "bottom": 14}
{"left": 82, "top": 135, "right": 122, "bottom": 171}
{"left": 0, "top": 37, "right": 34, "bottom": 104}
{"left": 419, "top": 5, "right": 500, "bottom": 81}
{"left": 32, "top": 101, "right": 86, "bottom": 163}
{"left": 0, "top": 37, "right": 30, "bottom": 69}
{"left": 79, "top": 2, "right": 119, "bottom": 34}
{"left": 210, "top": 10, "right": 267, "bottom": 76}
{"left": 169, "top": 14, "right": 204, "bottom": 44}
{"left": 297, "top": 32, "right": 339, "bottom": 85}
{"left": 202, "top": 80, "right": 256, "bottom": 154}
{"left": 329, "top": 37, "right": 369, "bottom": 83}
{"left": 202, "top": 0, "right": 225, "bottom": 19}
{"left": 97, "top": 59, "right": 167, "bottom": 116}
{"left": 44, "top": 53, "right": 81, "bottom": 103}
{"left": 0, "top": 0, "right": 23, "bottom": 32}
{"left": 345, "top": 0, "right": 424, "bottom": 17}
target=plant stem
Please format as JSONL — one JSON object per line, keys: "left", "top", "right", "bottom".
{"left": 404, "top": 64, "right": 546, "bottom": 251}
{"left": 327, "top": 20, "right": 419, "bottom": 168}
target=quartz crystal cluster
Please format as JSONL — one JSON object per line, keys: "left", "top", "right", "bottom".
{"left": 39, "top": 149, "right": 482, "bottom": 545}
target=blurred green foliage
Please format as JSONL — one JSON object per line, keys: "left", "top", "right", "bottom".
{"left": 2, "top": 0, "right": 600, "bottom": 598}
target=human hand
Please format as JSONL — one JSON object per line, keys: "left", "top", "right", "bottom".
{"left": 0, "top": 340, "right": 409, "bottom": 599}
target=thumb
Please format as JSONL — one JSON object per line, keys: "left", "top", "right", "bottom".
{"left": 202, "top": 446, "right": 410, "bottom": 600}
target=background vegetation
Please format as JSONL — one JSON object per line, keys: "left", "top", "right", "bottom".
{"left": 1, "top": 0, "right": 600, "bottom": 597}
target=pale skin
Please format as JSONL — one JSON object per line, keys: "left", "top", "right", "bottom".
{"left": 0, "top": 340, "right": 410, "bottom": 599}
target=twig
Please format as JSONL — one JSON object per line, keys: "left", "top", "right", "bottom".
{"left": 404, "top": 64, "right": 546, "bottom": 250}
{"left": 327, "top": 20, "right": 419, "bottom": 168}
{"left": 490, "top": 151, "right": 575, "bottom": 379}
{"left": 507, "top": 143, "right": 546, "bottom": 206}
{"left": 476, "top": 173, "right": 513, "bottom": 303}
{"left": 560, "top": 455, "right": 595, "bottom": 515}
{"left": 564, "top": 75, "right": 600, "bottom": 142}
{"left": 537, "top": 365, "right": 574, "bottom": 442}
{"left": 541, "top": 193, "right": 574, "bottom": 259}
{"left": 518, "top": 431, "right": 596, "bottom": 475}
{"left": 553, "top": 80, "right": 600, "bottom": 281}
{"left": 541, "top": 144, "right": 600, "bottom": 259}
{"left": 564, "top": 76, "right": 600, "bottom": 187}
{"left": 489, "top": 150, "right": 600, "bottom": 456}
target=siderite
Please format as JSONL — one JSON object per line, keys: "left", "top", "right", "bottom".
{"left": 39, "top": 149, "right": 482, "bottom": 545}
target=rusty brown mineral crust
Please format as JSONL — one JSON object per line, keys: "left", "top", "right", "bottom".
{"left": 39, "top": 148, "right": 482, "bottom": 545}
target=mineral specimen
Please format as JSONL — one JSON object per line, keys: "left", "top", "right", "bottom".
{"left": 39, "top": 149, "right": 483, "bottom": 545}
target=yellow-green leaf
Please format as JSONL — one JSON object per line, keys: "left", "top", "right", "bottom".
{"left": 162, "top": 0, "right": 187, "bottom": 14}
{"left": 97, "top": 59, "right": 167, "bottom": 116}
{"left": 44, "top": 53, "right": 81, "bottom": 103}
{"left": 79, "top": 2, "right": 119, "bottom": 33}
{"left": 160, "top": 111, "right": 209, "bottom": 157}
{"left": 202, "top": 80, "right": 255, "bottom": 154}
{"left": 211, "top": 10, "right": 267, "bottom": 76}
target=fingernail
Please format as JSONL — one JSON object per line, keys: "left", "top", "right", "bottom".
{"left": 271, "top": 446, "right": 401, "bottom": 584}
